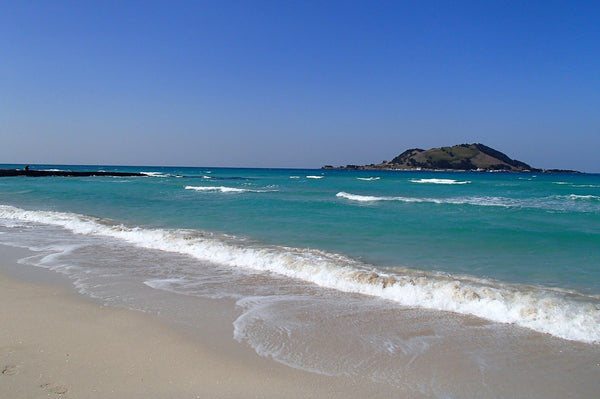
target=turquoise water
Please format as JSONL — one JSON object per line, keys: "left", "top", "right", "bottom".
{"left": 1, "top": 164, "right": 600, "bottom": 396}
{"left": 2, "top": 165, "right": 598, "bottom": 293}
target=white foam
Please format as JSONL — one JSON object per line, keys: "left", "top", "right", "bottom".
{"left": 185, "top": 186, "right": 269, "bottom": 193}
{"left": 336, "top": 191, "right": 600, "bottom": 211}
{"left": 554, "top": 182, "right": 600, "bottom": 188}
{"left": 336, "top": 192, "right": 398, "bottom": 202}
{"left": 144, "top": 277, "right": 189, "bottom": 291}
{"left": 140, "top": 172, "right": 169, "bottom": 177}
{"left": 410, "top": 178, "right": 471, "bottom": 185}
{"left": 566, "top": 194, "right": 600, "bottom": 201}
{"left": 1, "top": 204, "right": 598, "bottom": 344}
{"left": 306, "top": 175, "right": 324, "bottom": 179}
{"left": 357, "top": 177, "right": 381, "bottom": 181}
{"left": 336, "top": 192, "right": 509, "bottom": 207}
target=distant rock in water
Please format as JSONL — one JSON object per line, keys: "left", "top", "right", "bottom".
{"left": 323, "top": 143, "right": 567, "bottom": 172}
{"left": 0, "top": 169, "right": 144, "bottom": 177}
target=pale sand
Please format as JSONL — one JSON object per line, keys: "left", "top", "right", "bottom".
{"left": 0, "top": 246, "right": 399, "bottom": 399}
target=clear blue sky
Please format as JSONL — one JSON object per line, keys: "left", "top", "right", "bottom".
{"left": 1, "top": 1, "right": 599, "bottom": 171}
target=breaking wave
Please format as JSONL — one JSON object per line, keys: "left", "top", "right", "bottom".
{"left": 1, "top": 204, "right": 599, "bottom": 344}
{"left": 357, "top": 177, "right": 381, "bottom": 181}
{"left": 185, "top": 186, "right": 274, "bottom": 193}
{"left": 336, "top": 192, "right": 600, "bottom": 212}
{"left": 565, "top": 194, "right": 600, "bottom": 201}
{"left": 410, "top": 178, "right": 471, "bottom": 185}
{"left": 336, "top": 192, "right": 507, "bottom": 206}
{"left": 140, "top": 171, "right": 171, "bottom": 177}
{"left": 554, "top": 182, "right": 600, "bottom": 188}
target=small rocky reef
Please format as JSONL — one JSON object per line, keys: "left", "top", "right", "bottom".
{"left": 0, "top": 168, "right": 144, "bottom": 177}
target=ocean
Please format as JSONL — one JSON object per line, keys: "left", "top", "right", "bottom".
{"left": 1, "top": 164, "right": 599, "bottom": 397}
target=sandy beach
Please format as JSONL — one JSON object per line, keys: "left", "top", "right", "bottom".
{"left": 1, "top": 235, "right": 599, "bottom": 398}
{"left": 0, "top": 245, "right": 399, "bottom": 399}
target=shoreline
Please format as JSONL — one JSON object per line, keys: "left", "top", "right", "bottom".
{"left": 0, "top": 244, "right": 401, "bottom": 399}
{"left": 1, "top": 243, "right": 599, "bottom": 397}
{"left": 321, "top": 166, "right": 581, "bottom": 173}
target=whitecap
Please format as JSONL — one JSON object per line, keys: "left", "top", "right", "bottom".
{"left": 410, "top": 178, "right": 471, "bottom": 185}
{"left": 566, "top": 194, "right": 600, "bottom": 201}
{"left": 336, "top": 192, "right": 509, "bottom": 207}
{"left": 185, "top": 186, "right": 277, "bottom": 194}
{"left": 185, "top": 186, "right": 263, "bottom": 193}
{"left": 336, "top": 192, "right": 410, "bottom": 202}
{"left": 140, "top": 172, "right": 171, "bottom": 177}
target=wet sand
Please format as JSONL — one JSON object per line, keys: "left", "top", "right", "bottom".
{"left": 0, "top": 245, "right": 402, "bottom": 399}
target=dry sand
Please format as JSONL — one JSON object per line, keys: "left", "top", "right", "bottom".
{"left": 0, "top": 245, "right": 399, "bottom": 399}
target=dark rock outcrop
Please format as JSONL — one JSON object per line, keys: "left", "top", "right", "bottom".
{"left": 0, "top": 169, "right": 144, "bottom": 177}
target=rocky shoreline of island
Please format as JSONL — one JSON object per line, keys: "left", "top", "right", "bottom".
{"left": 322, "top": 143, "right": 580, "bottom": 173}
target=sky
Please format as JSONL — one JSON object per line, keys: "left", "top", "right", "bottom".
{"left": 1, "top": 1, "right": 599, "bottom": 172}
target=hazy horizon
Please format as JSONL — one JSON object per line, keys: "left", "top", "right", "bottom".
{"left": 2, "top": 1, "right": 599, "bottom": 172}
{"left": 1, "top": 140, "right": 596, "bottom": 173}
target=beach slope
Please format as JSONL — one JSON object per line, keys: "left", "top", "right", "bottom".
{"left": 0, "top": 246, "right": 395, "bottom": 399}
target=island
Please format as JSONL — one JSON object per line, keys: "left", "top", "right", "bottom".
{"left": 323, "top": 143, "right": 579, "bottom": 173}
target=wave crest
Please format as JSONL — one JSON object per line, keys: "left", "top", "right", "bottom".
{"left": 410, "top": 178, "right": 471, "bottom": 185}
{"left": 337, "top": 192, "right": 600, "bottom": 212}
{"left": 357, "top": 177, "right": 381, "bottom": 181}
{"left": 1, "top": 204, "right": 598, "bottom": 344}
{"left": 565, "top": 194, "right": 600, "bottom": 201}
{"left": 185, "top": 186, "right": 273, "bottom": 193}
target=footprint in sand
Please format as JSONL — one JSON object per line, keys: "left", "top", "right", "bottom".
{"left": 40, "top": 382, "right": 69, "bottom": 395}
{"left": 2, "top": 365, "right": 19, "bottom": 376}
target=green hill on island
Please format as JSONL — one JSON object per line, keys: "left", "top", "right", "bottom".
{"left": 323, "top": 143, "right": 543, "bottom": 172}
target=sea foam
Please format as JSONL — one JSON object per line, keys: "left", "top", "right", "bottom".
{"left": 1, "top": 204, "right": 599, "bottom": 344}
{"left": 336, "top": 192, "right": 506, "bottom": 206}
{"left": 185, "top": 186, "right": 273, "bottom": 193}
{"left": 566, "top": 194, "right": 600, "bottom": 201}
{"left": 410, "top": 178, "right": 471, "bottom": 185}
{"left": 357, "top": 177, "right": 381, "bottom": 181}
{"left": 337, "top": 192, "right": 600, "bottom": 212}
{"left": 140, "top": 172, "right": 170, "bottom": 177}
